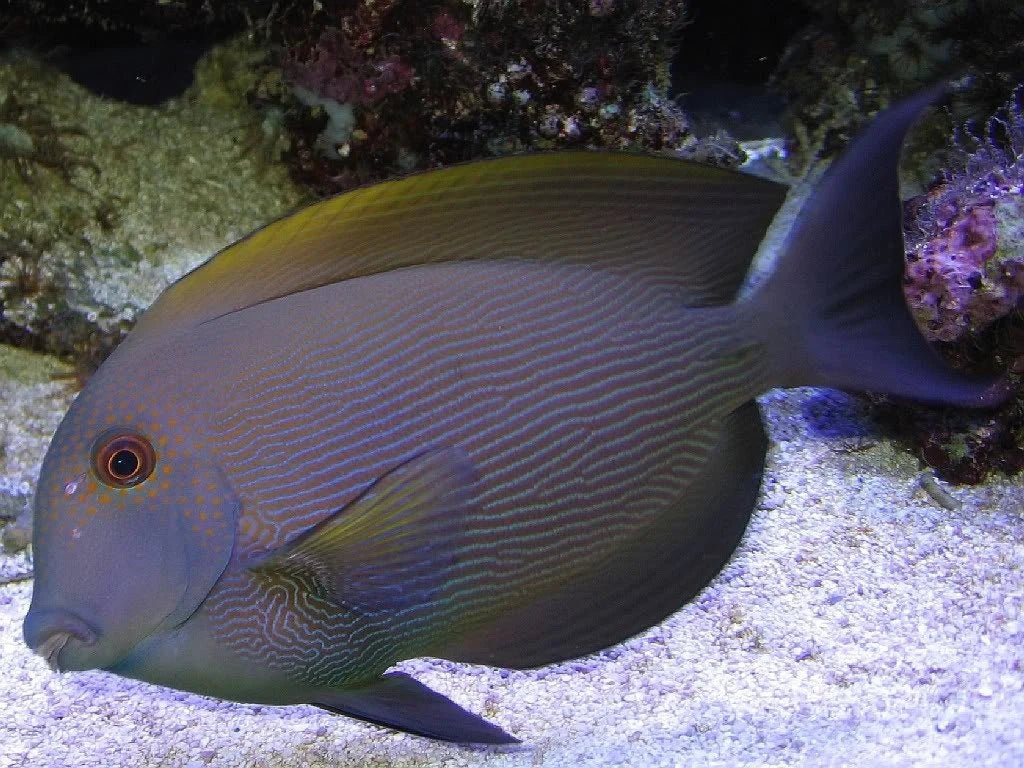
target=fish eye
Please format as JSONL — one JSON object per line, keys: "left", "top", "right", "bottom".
{"left": 92, "top": 431, "right": 156, "bottom": 488}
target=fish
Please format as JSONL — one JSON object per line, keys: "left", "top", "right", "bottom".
{"left": 22, "top": 85, "right": 1004, "bottom": 745}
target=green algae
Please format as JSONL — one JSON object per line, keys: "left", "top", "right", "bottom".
{"left": 0, "top": 39, "right": 306, "bottom": 369}
{"left": 0, "top": 342, "right": 70, "bottom": 385}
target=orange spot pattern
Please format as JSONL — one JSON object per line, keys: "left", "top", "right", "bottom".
{"left": 41, "top": 386, "right": 232, "bottom": 551}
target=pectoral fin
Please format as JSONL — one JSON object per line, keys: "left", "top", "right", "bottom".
{"left": 249, "top": 447, "right": 476, "bottom": 614}
{"left": 313, "top": 671, "right": 519, "bottom": 744}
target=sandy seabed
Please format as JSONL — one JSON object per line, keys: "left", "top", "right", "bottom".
{"left": 1, "top": 387, "right": 1021, "bottom": 768}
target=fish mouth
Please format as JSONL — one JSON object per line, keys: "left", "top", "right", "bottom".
{"left": 34, "top": 631, "right": 74, "bottom": 672}
{"left": 24, "top": 608, "right": 98, "bottom": 672}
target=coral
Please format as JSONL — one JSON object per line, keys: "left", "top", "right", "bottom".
{"left": 0, "top": 1, "right": 256, "bottom": 38}
{"left": 904, "top": 202, "right": 1022, "bottom": 342}
{"left": 904, "top": 88, "right": 1024, "bottom": 343}
{"left": 5, "top": 1, "right": 723, "bottom": 196}
{"left": 871, "top": 385, "right": 1024, "bottom": 484}
{"left": 1, "top": 507, "right": 31, "bottom": 554}
{"left": 863, "top": 88, "right": 1024, "bottom": 485}
{"left": 0, "top": 231, "right": 131, "bottom": 378}
{"left": 277, "top": 0, "right": 698, "bottom": 195}
{"left": 286, "top": 27, "right": 415, "bottom": 108}
{"left": 774, "top": 0, "right": 1024, "bottom": 169}
{"left": 0, "top": 492, "right": 17, "bottom": 525}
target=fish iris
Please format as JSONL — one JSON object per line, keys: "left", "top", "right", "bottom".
{"left": 93, "top": 432, "right": 156, "bottom": 487}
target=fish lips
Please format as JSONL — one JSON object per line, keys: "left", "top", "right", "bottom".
{"left": 23, "top": 608, "right": 100, "bottom": 672}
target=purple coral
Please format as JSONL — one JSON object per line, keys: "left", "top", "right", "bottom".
{"left": 904, "top": 199, "right": 1023, "bottom": 342}
{"left": 285, "top": 27, "right": 414, "bottom": 106}
{"left": 903, "top": 89, "right": 1024, "bottom": 342}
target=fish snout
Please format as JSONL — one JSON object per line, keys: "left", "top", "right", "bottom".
{"left": 23, "top": 608, "right": 97, "bottom": 672}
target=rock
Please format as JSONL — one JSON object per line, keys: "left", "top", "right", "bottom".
{"left": 0, "top": 45, "right": 305, "bottom": 374}
{"left": 2, "top": 513, "right": 31, "bottom": 553}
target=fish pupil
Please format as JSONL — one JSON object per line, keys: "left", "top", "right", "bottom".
{"left": 109, "top": 449, "right": 140, "bottom": 479}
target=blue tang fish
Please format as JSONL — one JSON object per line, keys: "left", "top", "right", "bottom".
{"left": 23, "top": 87, "right": 1002, "bottom": 744}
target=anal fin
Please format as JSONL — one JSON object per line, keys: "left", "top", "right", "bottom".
{"left": 313, "top": 671, "right": 519, "bottom": 745}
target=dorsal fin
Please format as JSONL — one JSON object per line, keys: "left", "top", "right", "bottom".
{"left": 132, "top": 152, "right": 785, "bottom": 342}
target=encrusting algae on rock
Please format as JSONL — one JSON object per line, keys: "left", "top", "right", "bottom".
{"left": 904, "top": 88, "right": 1024, "bottom": 344}
{"left": 0, "top": 46, "right": 305, "bottom": 381}
{"left": 862, "top": 87, "right": 1024, "bottom": 486}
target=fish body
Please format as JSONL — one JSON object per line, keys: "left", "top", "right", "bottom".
{"left": 24, "top": 87, "right": 1002, "bottom": 744}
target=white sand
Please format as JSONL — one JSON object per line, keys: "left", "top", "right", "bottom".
{"left": 2, "top": 386, "right": 1022, "bottom": 768}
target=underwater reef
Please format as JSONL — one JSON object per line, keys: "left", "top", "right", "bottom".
{"left": 0, "top": 44, "right": 305, "bottom": 374}
{"left": 871, "top": 88, "right": 1024, "bottom": 484}
{"left": 0, "top": 0, "right": 1021, "bottom": 609}
{"left": 0, "top": 1, "right": 710, "bottom": 374}
{"left": 0, "top": 1, "right": 1022, "bottom": 765}
{"left": 775, "top": 0, "right": 1024, "bottom": 168}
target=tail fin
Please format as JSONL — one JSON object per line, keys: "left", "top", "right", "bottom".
{"left": 747, "top": 85, "right": 1007, "bottom": 407}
